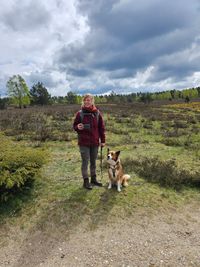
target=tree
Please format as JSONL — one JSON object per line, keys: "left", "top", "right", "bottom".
{"left": 0, "top": 97, "right": 9, "bottom": 109}
{"left": 185, "top": 96, "right": 190, "bottom": 103}
{"left": 6, "top": 75, "right": 30, "bottom": 108}
{"left": 30, "top": 82, "right": 51, "bottom": 105}
{"left": 66, "top": 91, "right": 78, "bottom": 104}
{"left": 196, "top": 87, "right": 200, "bottom": 97}
{"left": 139, "top": 93, "right": 153, "bottom": 104}
{"left": 170, "top": 89, "right": 176, "bottom": 99}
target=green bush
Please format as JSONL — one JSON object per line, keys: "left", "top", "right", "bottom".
{"left": 0, "top": 134, "right": 46, "bottom": 201}
{"left": 123, "top": 156, "right": 200, "bottom": 189}
{"left": 161, "top": 137, "right": 182, "bottom": 147}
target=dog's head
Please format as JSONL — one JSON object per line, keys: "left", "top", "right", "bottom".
{"left": 107, "top": 148, "right": 120, "bottom": 166}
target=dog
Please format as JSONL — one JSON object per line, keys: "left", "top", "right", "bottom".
{"left": 107, "top": 148, "right": 130, "bottom": 192}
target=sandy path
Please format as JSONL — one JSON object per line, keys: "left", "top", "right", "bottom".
{"left": 1, "top": 203, "right": 200, "bottom": 267}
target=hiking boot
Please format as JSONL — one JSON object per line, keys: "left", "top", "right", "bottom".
{"left": 91, "top": 176, "right": 102, "bottom": 187}
{"left": 83, "top": 178, "right": 93, "bottom": 190}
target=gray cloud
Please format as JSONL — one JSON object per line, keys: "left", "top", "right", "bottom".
{"left": 79, "top": 0, "right": 194, "bottom": 43}
{"left": 53, "top": 0, "right": 200, "bottom": 94}
{"left": 28, "top": 71, "right": 58, "bottom": 88}
{"left": 68, "top": 68, "right": 92, "bottom": 77}
{"left": 1, "top": 0, "right": 200, "bottom": 96}
{"left": 1, "top": 1, "right": 51, "bottom": 32}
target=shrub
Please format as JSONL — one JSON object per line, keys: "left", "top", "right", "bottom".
{"left": 187, "top": 117, "right": 197, "bottom": 124}
{"left": 173, "top": 120, "right": 188, "bottom": 129}
{"left": 143, "top": 121, "right": 153, "bottom": 129}
{"left": 0, "top": 134, "right": 46, "bottom": 201}
{"left": 161, "top": 137, "right": 182, "bottom": 146}
{"left": 123, "top": 156, "right": 200, "bottom": 189}
{"left": 0, "top": 105, "right": 77, "bottom": 141}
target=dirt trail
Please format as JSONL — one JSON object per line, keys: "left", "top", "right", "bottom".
{"left": 0, "top": 203, "right": 200, "bottom": 267}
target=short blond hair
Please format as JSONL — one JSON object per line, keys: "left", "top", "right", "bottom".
{"left": 81, "top": 93, "right": 95, "bottom": 106}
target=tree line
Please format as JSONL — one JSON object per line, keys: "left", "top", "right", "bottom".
{"left": 1, "top": 74, "right": 200, "bottom": 109}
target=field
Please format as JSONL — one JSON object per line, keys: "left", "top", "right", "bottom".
{"left": 0, "top": 101, "right": 200, "bottom": 266}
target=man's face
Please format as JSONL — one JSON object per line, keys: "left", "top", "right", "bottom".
{"left": 84, "top": 97, "right": 93, "bottom": 107}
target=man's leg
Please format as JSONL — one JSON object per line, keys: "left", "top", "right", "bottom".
{"left": 80, "top": 146, "right": 92, "bottom": 189}
{"left": 90, "top": 146, "right": 102, "bottom": 186}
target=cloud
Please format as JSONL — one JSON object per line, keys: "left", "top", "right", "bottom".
{"left": 1, "top": 0, "right": 200, "bottom": 96}
{"left": 149, "top": 38, "right": 200, "bottom": 83}
{"left": 1, "top": 1, "right": 51, "bottom": 32}
{"left": 54, "top": 0, "right": 200, "bottom": 94}
{"left": 0, "top": 0, "right": 89, "bottom": 96}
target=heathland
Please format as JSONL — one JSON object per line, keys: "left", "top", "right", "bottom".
{"left": 0, "top": 101, "right": 200, "bottom": 266}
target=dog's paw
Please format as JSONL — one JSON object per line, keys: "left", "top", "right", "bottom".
{"left": 108, "top": 184, "right": 112, "bottom": 189}
{"left": 117, "top": 183, "right": 121, "bottom": 192}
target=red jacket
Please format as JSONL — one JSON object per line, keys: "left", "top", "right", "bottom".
{"left": 73, "top": 107, "right": 105, "bottom": 146}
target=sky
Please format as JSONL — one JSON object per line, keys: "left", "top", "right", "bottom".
{"left": 1, "top": 0, "right": 200, "bottom": 97}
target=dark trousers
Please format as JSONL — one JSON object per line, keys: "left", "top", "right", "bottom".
{"left": 79, "top": 146, "right": 99, "bottom": 180}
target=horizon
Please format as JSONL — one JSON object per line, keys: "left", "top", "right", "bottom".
{"left": 1, "top": 85, "right": 200, "bottom": 100}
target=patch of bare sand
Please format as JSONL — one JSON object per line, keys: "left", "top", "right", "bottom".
{"left": 1, "top": 203, "right": 200, "bottom": 267}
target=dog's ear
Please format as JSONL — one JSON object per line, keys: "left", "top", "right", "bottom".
{"left": 116, "top": 151, "right": 120, "bottom": 158}
{"left": 107, "top": 148, "right": 110, "bottom": 153}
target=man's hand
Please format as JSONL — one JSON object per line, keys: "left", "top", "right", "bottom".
{"left": 77, "top": 123, "right": 84, "bottom": 130}
{"left": 101, "top": 143, "right": 105, "bottom": 147}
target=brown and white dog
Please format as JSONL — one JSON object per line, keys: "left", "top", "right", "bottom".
{"left": 107, "top": 148, "right": 130, "bottom": 192}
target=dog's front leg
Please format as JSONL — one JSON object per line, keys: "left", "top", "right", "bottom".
{"left": 117, "top": 181, "right": 121, "bottom": 192}
{"left": 108, "top": 180, "right": 112, "bottom": 189}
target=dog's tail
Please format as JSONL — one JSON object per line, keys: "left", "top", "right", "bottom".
{"left": 123, "top": 174, "right": 130, "bottom": 180}
{"left": 122, "top": 174, "right": 130, "bottom": 187}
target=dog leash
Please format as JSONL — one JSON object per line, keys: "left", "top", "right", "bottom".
{"left": 100, "top": 146, "right": 103, "bottom": 181}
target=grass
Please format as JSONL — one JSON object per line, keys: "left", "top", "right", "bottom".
{"left": 0, "top": 101, "right": 200, "bottom": 240}
{"left": 1, "top": 141, "right": 199, "bottom": 235}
